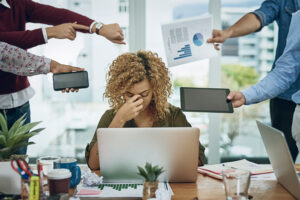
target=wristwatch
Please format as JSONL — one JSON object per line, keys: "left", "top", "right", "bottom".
{"left": 95, "top": 22, "right": 104, "bottom": 34}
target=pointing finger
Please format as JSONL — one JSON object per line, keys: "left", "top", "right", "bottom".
{"left": 71, "top": 23, "right": 90, "bottom": 31}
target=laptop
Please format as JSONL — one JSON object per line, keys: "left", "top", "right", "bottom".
{"left": 97, "top": 127, "right": 200, "bottom": 183}
{"left": 256, "top": 120, "right": 300, "bottom": 199}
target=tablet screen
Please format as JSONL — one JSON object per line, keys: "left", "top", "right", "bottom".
{"left": 180, "top": 87, "right": 233, "bottom": 113}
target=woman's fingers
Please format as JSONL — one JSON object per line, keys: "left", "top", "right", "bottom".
{"left": 128, "top": 94, "right": 141, "bottom": 103}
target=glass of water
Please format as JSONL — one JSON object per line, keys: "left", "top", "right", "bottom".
{"left": 222, "top": 168, "right": 251, "bottom": 200}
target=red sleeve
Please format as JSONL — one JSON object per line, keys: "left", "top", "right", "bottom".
{"left": 0, "top": 29, "right": 45, "bottom": 49}
{"left": 25, "top": 0, "right": 94, "bottom": 33}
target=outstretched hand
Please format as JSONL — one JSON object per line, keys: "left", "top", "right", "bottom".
{"left": 227, "top": 91, "right": 246, "bottom": 108}
{"left": 98, "top": 23, "right": 126, "bottom": 45}
{"left": 207, "top": 29, "right": 231, "bottom": 50}
{"left": 46, "top": 22, "right": 89, "bottom": 41}
{"left": 50, "top": 60, "right": 84, "bottom": 93}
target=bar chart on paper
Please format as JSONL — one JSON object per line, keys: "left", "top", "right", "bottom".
{"left": 76, "top": 183, "right": 173, "bottom": 198}
{"left": 161, "top": 15, "right": 218, "bottom": 67}
{"left": 174, "top": 44, "right": 192, "bottom": 60}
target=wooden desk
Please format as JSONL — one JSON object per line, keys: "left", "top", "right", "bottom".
{"left": 169, "top": 165, "right": 300, "bottom": 200}
{"left": 170, "top": 173, "right": 295, "bottom": 200}
{"left": 74, "top": 165, "right": 299, "bottom": 200}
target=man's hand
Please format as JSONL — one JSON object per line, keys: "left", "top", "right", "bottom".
{"left": 207, "top": 29, "right": 232, "bottom": 50}
{"left": 50, "top": 60, "right": 84, "bottom": 93}
{"left": 227, "top": 91, "right": 246, "bottom": 108}
{"left": 50, "top": 60, "right": 84, "bottom": 74}
{"left": 96, "top": 23, "right": 126, "bottom": 44}
{"left": 46, "top": 22, "right": 89, "bottom": 40}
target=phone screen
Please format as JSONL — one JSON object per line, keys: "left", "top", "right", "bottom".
{"left": 53, "top": 71, "right": 89, "bottom": 91}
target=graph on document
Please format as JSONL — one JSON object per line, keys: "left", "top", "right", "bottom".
{"left": 174, "top": 44, "right": 192, "bottom": 60}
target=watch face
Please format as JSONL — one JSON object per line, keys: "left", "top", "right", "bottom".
{"left": 96, "top": 23, "right": 103, "bottom": 34}
{"left": 97, "top": 23, "right": 103, "bottom": 29}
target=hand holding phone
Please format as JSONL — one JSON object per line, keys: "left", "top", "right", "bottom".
{"left": 53, "top": 71, "right": 89, "bottom": 91}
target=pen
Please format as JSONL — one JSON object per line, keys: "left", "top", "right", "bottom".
{"left": 222, "top": 164, "right": 238, "bottom": 169}
{"left": 164, "top": 182, "right": 168, "bottom": 191}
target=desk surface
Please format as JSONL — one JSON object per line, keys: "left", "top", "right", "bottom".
{"left": 169, "top": 165, "right": 300, "bottom": 200}
{"left": 170, "top": 173, "right": 294, "bottom": 200}
{"left": 75, "top": 164, "right": 299, "bottom": 200}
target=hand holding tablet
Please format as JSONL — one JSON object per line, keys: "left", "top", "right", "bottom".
{"left": 180, "top": 87, "right": 234, "bottom": 113}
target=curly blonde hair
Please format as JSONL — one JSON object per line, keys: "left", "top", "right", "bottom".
{"left": 105, "top": 50, "right": 172, "bottom": 121}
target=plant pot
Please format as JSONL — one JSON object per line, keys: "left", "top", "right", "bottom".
{"left": 142, "top": 180, "right": 159, "bottom": 200}
{"left": 0, "top": 160, "right": 21, "bottom": 194}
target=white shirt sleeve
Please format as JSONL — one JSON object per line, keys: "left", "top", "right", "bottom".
{"left": 89, "top": 21, "right": 97, "bottom": 33}
{"left": 42, "top": 27, "right": 48, "bottom": 43}
{"left": 0, "top": 42, "right": 51, "bottom": 76}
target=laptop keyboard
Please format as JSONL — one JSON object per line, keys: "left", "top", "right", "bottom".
{"left": 98, "top": 183, "right": 143, "bottom": 191}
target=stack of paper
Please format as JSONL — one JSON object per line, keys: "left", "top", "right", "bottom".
{"left": 198, "top": 159, "right": 273, "bottom": 180}
{"left": 76, "top": 182, "right": 173, "bottom": 198}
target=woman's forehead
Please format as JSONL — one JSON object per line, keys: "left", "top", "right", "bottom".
{"left": 127, "top": 79, "right": 152, "bottom": 93}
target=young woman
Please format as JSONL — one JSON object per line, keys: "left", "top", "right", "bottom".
{"left": 85, "top": 50, "right": 206, "bottom": 170}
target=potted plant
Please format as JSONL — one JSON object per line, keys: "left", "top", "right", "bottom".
{"left": 137, "top": 162, "right": 164, "bottom": 200}
{"left": 0, "top": 112, "right": 44, "bottom": 194}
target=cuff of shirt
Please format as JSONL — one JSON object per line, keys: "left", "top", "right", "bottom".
{"left": 241, "top": 87, "right": 257, "bottom": 105}
{"left": 42, "top": 27, "right": 48, "bottom": 43}
{"left": 43, "top": 57, "right": 51, "bottom": 74}
{"left": 251, "top": 10, "right": 266, "bottom": 32}
{"left": 89, "top": 21, "right": 97, "bottom": 33}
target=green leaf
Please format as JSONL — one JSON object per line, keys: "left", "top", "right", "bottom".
{"left": 0, "top": 112, "right": 8, "bottom": 133}
{"left": 30, "top": 128, "right": 45, "bottom": 134}
{"left": 137, "top": 166, "right": 148, "bottom": 180}
{"left": 145, "top": 162, "right": 152, "bottom": 174}
{"left": 10, "top": 141, "right": 35, "bottom": 154}
{"left": 7, "top": 131, "right": 40, "bottom": 147}
{"left": 137, "top": 163, "right": 164, "bottom": 182}
{"left": 0, "top": 135, "right": 6, "bottom": 146}
{"left": 14, "top": 121, "right": 41, "bottom": 136}
{"left": 8, "top": 114, "right": 26, "bottom": 138}
{"left": 0, "top": 146, "right": 12, "bottom": 159}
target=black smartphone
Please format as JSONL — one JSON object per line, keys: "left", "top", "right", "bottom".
{"left": 53, "top": 71, "right": 89, "bottom": 91}
{"left": 180, "top": 87, "right": 234, "bottom": 113}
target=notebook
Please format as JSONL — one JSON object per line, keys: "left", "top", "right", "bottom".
{"left": 198, "top": 159, "right": 273, "bottom": 180}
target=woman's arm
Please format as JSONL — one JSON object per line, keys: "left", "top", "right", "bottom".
{"left": 88, "top": 143, "right": 100, "bottom": 170}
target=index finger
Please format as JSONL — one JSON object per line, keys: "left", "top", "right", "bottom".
{"left": 71, "top": 23, "right": 90, "bottom": 31}
{"left": 128, "top": 94, "right": 141, "bottom": 103}
{"left": 207, "top": 38, "right": 223, "bottom": 43}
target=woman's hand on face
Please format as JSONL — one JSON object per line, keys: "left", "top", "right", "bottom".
{"left": 116, "top": 95, "right": 144, "bottom": 122}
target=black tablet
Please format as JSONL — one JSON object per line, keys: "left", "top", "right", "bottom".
{"left": 180, "top": 87, "right": 234, "bottom": 113}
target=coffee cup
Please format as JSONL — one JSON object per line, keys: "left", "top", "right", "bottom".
{"left": 37, "top": 156, "right": 60, "bottom": 176}
{"left": 54, "top": 158, "right": 81, "bottom": 188}
{"left": 47, "top": 169, "right": 71, "bottom": 196}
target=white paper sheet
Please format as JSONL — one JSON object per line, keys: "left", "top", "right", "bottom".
{"left": 161, "top": 15, "right": 218, "bottom": 67}
{"left": 76, "top": 182, "right": 173, "bottom": 198}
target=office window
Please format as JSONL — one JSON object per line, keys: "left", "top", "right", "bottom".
{"left": 24, "top": 0, "right": 277, "bottom": 164}
{"left": 145, "top": 0, "right": 210, "bottom": 159}
{"left": 27, "top": 0, "right": 129, "bottom": 162}
{"left": 220, "top": 0, "right": 276, "bottom": 162}
{"left": 119, "top": 0, "right": 128, "bottom": 13}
